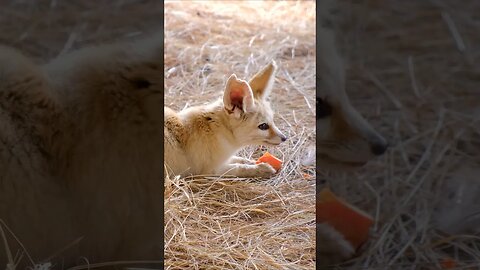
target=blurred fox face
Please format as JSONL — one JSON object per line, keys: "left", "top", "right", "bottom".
{"left": 317, "top": 23, "right": 388, "bottom": 168}
{"left": 316, "top": 89, "right": 388, "bottom": 168}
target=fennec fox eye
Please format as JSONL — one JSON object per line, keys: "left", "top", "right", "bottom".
{"left": 258, "top": 123, "right": 269, "bottom": 130}
{"left": 316, "top": 97, "right": 332, "bottom": 119}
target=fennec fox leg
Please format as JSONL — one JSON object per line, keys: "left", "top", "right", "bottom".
{"left": 218, "top": 162, "right": 276, "bottom": 178}
{"left": 229, "top": 156, "right": 256, "bottom": 165}
{"left": 317, "top": 223, "right": 355, "bottom": 265}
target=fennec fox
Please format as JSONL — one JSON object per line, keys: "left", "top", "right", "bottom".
{"left": 164, "top": 61, "right": 287, "bottom": 178}
{"left": 0, "top": 36, "right": 163, "bottom": 267}
{"left": 317, "top": 0, "right": 388, "bottom": 266}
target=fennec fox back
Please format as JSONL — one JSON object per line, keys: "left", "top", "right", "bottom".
{"left": 164, "top": 61, "right": 287, "bottom": 178}
{"left": 0, "top": 35, "right": 164, "bottom": 267}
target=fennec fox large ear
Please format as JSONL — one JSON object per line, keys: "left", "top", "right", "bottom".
{"left": 223, "top": 74, "right": 255, "bottom": 118}
{"left": 248, "top": 60, "right": 277, "bottom": 100}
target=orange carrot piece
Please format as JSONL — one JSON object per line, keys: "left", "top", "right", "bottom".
{"left": 256, "top": 152, "right": 282, "bottom": 171}
{"left": 303, "top": 173, "right": 313, "bottom": 179}
{"left": 316, "top": 187, "right": 374, "bottom": 250}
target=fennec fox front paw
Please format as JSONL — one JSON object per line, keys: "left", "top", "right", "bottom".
{"left": 317, "top": 223, "right": 355, "bottom": 266}
{"left": 218, "top": 162, "right": 276, "bottom": 178}
{"left": 230, "top": 156, "right": 256, "bottom": 165}
{"left": 255, "top": 162, "right": 277, "bottom": 178}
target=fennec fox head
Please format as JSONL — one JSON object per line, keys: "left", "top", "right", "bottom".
{"left": 317, "top": 26, "right": 388, "bottom": 168}
{"left": 222, "top": 61, "right": 287, "bottom": 146}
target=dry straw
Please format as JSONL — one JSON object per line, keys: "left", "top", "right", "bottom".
{"left": 164, "top": 1, "right": 316, "bottom": 269}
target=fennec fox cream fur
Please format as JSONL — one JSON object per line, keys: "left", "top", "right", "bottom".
{"left": 0, "top": 36, "right": 163, "bottom": 267}
{"left": 164, "top": 61, "right": 287, "bottom": 178}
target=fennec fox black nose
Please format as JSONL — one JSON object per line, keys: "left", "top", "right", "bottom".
{"left": 281, "top": 135, "right": 287, "bottom": 142}
{"left": 371, "top": 141, "right": 388, "bottom": 156}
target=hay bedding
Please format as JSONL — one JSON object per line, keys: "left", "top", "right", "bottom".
{"left": 323, "top": 1, "right": 480, "bottom": 269}
{"left": 164, "top": 1, "right": 316, "bottom": 269}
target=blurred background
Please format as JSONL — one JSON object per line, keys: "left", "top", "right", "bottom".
{"left": 323, "top": 0, "right": 480, "bottom": 269}
{"left": 0, "top": 0, "right": 163, "bottom": 62}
